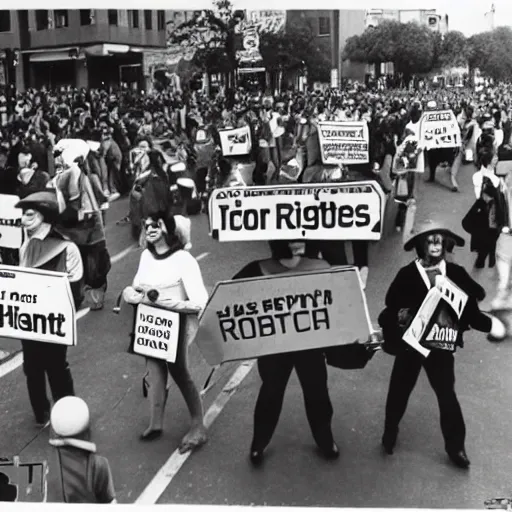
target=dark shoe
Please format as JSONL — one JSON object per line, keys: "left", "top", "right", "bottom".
{"left": 475, "top": 256, "right": 486, "bottom": 269}
{"left": 249, "top": 449, "right": 265, "bottom": 466}
{"left": 448, "top": 449, "right": 470, "bottom": 469}
{"left": 489, "top": 254, "right": 496, "bottom": 268}
{"left": 139, "top": 429, "right": 163, "bottom": 441}
{"left": 319, "top": 442, "right": 340, "bottom": 460}
{"left": 35, "top": 411, "right": 51, "bottom": 429}
{"left": 451, "top": 186, "right": 459, "bottom": 193}
{"left": 382, "top": 429, "right": 398, "bottom": 455}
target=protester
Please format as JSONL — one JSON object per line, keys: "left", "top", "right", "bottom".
{"left": 379, "top": 220, "right": 506, "bottom": 469}
{"left": 122, "top": 210, "right": 208, "bottom": 452}
{"left": 15, "top": 189, "right": 83, "bottom": 427}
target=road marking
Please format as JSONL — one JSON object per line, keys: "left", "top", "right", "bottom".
{"left": 196, "top": 252, "right": 209, "bottom": 261}
{"left": 135, "top": 360, "right": 255, "bottom": 505}
{"left": 0, "top": 352, "right": 23, "bottom": 379}
{"left": 77, "top": 308, "right": 90, "bottom": 320}
{"left": 111, "top": 244, "right": 138, "bottom": 264}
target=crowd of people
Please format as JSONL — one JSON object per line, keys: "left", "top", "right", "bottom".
{"left": 2, "top": 79, "right": 512, "bottom": 503}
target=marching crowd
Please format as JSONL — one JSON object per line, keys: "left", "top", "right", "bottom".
{"left": 2, "top": 80, "right": 512, "bottom": 503}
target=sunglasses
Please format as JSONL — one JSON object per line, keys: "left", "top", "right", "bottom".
{"left": 144, "top": 221, "right": 161, "bottom": 230}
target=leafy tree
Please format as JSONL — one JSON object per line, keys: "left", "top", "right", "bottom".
{"left": 437, "top": 31, "right": 468, "bottom": 69}
{"left": 259, "top": 16, "right": 331, "bottom": 83}
{"left": 167, "top": 1, "right": 245, "bottom": 87}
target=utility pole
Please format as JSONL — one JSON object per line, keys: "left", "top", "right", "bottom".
{"left": 485, "top": 3, "right": 495, "bottom": 30}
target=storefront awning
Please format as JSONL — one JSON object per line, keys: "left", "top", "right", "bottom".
{"left": 29, "top": 50, "right": 85, "bottom": 63}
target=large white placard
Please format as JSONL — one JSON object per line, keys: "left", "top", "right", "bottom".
{"left": 0, "top": 265, "right": 76, "bottom": 346}
{"left": 133, "top": 304, "right": 180, "bottom": 363}
{"left": 419, "top": 110, "right": 461, "bottom": 150}
{"left": 318, "top": 121, "right": 369, "bottom": 165}
{"left": 0, "top": 195, "right": 23, "bottom": 249}
{"left": 219, "top": 126, "right": 252, "bottom": 156}
{"left": 208, "top": 182, "right": 386, "bottom": 242}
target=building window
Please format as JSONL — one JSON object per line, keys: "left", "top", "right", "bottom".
{"left": 130, "top": 10, "right": 139, "bottom": 28}
{"left": 318, "top": 16, "right": 330, "bottom": 36}
{"left": 35, "top": 10, "right": 49, "bottom": 31}
{"left": 144, "top": 10, "right": 152, "bottom": 30}
{"left": 80, "top": 9, "right": 93, "bottom": 26}
{"left": 54, "top": 10, "right": 69, "bottom": 28}
{"left": 108, "top": 9, "right": 118, "bottom": 26}
{"left": 157, "top": 11, "right": 165, "bottom": 31}
{"left": 0, "top": 11, "right": 11, "bottom": 32}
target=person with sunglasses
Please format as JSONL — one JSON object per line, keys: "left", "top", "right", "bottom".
{"left": 379, "top": 220, "right": 506, "bottom": 469}
{"left": 122, "top": 210, "right": 208, "bottom": 453}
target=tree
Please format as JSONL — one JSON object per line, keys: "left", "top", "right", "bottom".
{"left": 343, "top": 20, "right": 435, "bottom": 81}
{"left": 437, "top": 31, "right": 468, "bottom": 69}
{"left": 259, "top": 16, "right": 331, "bottom": 84}
{"left": 167, "top": 1, "right": 245, "bottom": 89}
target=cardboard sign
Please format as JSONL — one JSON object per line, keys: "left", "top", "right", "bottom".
{"left": 0, "top": 195, "right": 23, "bottom": 249}
{"left": 0, "top": 458, "right": 47, "bottom": 502}
{"left": 419, "top": 110, "right": 461, "bottom": 150}
{"left": 208, "top": 182, "right": 386, "bottom": 242}
{"left": 219, "top": 126, "right": 252, "bottom": 156}
{"left": 133, "top": 304, "right": 180, "bottom": 363}
{"left": 318, "top": 121, "right": 369, "bottom": 165}
{"left": 403, "top": 276, "right": 468, "bottom": 357}
{"left": 0, "top": 265, "right": 76, "bottom": 346}
{"left": 194, "top": 266, "right": 373, "bottom": 365}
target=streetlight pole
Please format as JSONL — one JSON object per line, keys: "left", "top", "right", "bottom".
{"left": 485, "top": 3, "right": 495, "bottom": 30}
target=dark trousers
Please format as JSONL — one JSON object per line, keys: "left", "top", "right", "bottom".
{"left": 428, "top": 148, "right": 456, "bottom": 181}
{"left": 21, "top": 340, "right": 75, "bottom": 421}
{"left": 252, "top": 349, "right": 334, "bottom": 452}
{"left": 384, "top": 349, "right": 465, "bottom": 453}
{"left": 476, "top": 229, "right": 500, "bottom": 266}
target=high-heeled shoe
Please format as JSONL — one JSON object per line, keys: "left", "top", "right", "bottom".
{"left": 140, "top": 429, "right": 163, "bottom": 441}
{"left": 249, "top": 449, "right": 265, "bottom": 466}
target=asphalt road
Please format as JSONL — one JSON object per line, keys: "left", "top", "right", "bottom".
{"left": 1, "top": 163, "right": 512, "bottom": 507}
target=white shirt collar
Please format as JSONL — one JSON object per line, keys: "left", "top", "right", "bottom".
{"left": 28, "top": 222, "right": 51, "bottom": 241}
{"left": 415, "top": 259, "right": 446, "bottom": 290}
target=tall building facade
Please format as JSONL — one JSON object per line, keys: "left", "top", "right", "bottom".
{"left": 0, "top": 9, "right": 167, "bottom": 92}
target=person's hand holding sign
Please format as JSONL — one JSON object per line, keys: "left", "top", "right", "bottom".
{"left": 122, "top": 285, "right": 146, "bottom": 305}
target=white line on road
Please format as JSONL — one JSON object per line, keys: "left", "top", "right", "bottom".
{"left": 0, "top": 352, "right": 23, "bottom": 380}
{"left": 196, "top": 252, "right": 209, "bottom": 261}
{"left": 77, "top": 308, "right": 90, "bottom": 320}
{"left": 111, "top": 244, "right": 138, "bottom": 264}
{"left": 135, "top": 360, "right": 255, "bottom": 505}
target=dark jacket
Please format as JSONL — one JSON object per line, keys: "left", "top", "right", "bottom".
{"left": 380, "top": 260, "right": 491, "bottom": 355}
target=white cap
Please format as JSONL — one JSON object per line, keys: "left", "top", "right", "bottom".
{"left": 427, "top": 100, "right": 437, "bottom": 109}
{"left": 51, "top": 397, "right": 90, "bottom": 437}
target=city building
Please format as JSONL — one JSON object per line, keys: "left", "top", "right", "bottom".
{"left": 364, "top": 9, "right": 449, "bottom": 34}
{"left": 0, "top": 9, "right": 167, "bottom": 92}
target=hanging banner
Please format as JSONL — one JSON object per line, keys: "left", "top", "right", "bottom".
{"left": 132, "top": 304, "right": 180, "bottom": 363}
{"left": 419, "top": 110, "right": 461, "bottom": 150}
{"left": 208, "top": 182, "right": 386, "bottom": 242}
{"left": 0, "top": 458, "right": 48, "bottom": 502}
{"left": 194, "top": 266, "right": 373, "bottom": 366}
{"left": 318, "top": 121, "right": 369, "bottom": 165}
{"left": 0, "top": 265, "right": 76, "bottom": 346}
{"left": 403, "top": 275, "right": 468, "bottom": 357}
{"left": 0, "top": 195, "right": 23, "bottom": 249}
{"left": 219, "top": 126, "right": 252, "bottom": 156}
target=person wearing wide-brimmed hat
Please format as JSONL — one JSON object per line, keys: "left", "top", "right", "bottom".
{"left": 15, "top": 189, "right": 84, "bottom": 428}
{"left": 379, "top": 219, "right": 506, "bottom": 469}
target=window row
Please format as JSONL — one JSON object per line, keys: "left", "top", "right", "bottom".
{"left": 32, "top": 10, "right": 166, "bottom": 31}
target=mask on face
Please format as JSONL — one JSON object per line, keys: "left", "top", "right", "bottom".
{"left": 22, "top": 208, "right": 44, "bottom": 235}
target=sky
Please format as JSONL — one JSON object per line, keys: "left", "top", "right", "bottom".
{"left": 13, "top": 0, "right": 512, "bottom": 37}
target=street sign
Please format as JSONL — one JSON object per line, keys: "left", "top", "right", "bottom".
{"left": 208, "top": 182, "right": 386, "bottom": 242}
{"left": 194, "top": 266, "right": 373, "bottom": 366}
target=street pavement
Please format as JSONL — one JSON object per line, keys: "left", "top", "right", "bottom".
{"left": 1, "top": 163, "right": 512, "bottom": 507}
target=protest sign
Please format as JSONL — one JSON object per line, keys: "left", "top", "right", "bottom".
{"left": 133, "top": 304, "right": 180, "bottom": 363}
{"left": 0, "top": 264, "right": 76, "bottom": 346}
{"left": 403, "top": 276, "right": 468, "bottom": 357}
{"left": 208, "top": 181, "right": 386, "bottom": 242}
{"left": 219, "top": 126, "right": 251, "bottom": 156}
{"left": 0, "top": 458, "right": 47, "bottom": 502}
{"left": 0, "top": 195, "right": 23, "bottom": 249}
{"left": 318, "top": 121, "right": 369, "bottom": 165}
{"left": 419, "top": 110, "right": 461, "bottom": 150}
{"left": 194, "top": 266, "right": 373, "bottom": 366}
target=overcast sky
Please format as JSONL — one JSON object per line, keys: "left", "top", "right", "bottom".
{"left": 19, "top": 0, "right": 512, "bottom": 36}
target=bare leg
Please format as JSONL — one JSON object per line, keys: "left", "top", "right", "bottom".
{"left": 450, "top": 151, "right": 462, "bottom": 191}
{"left": 168, "top": 324, "right": 207, "bottom": 453}
{"left": 141, "top": 358, "right": 168, "bottom": 437}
